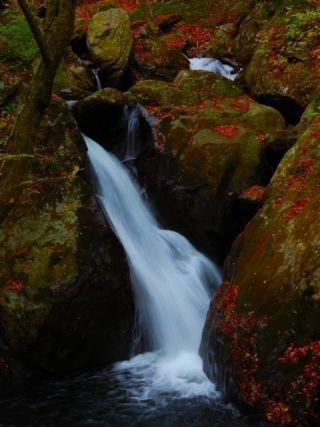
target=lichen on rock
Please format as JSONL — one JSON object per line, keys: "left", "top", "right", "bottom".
{"left": 0, "top": 99, "right": 133, "bottom": 390}
{"left": 201, "top": 97, "right": 320, "bottom": 426}
{"left": 87, "top": 8, "right": 133, "bottom": 86}
{"left": 126, "top": 70, "right": 285, "bottom": 260}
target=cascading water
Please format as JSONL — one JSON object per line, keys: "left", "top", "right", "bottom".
{"left": 92, "top": 68, "right": 102, "bottom": 90}
{"left": 0, "top": 124, "right": 257, "bottom": 427}
{"left": 122, "top": 104, "right": 142, "bottom": 162}
{"left": 189, "top": 57, "right": 238, "bottom": 80}
{"left": 85, "top": 134, "right": 222, "bottom": 400}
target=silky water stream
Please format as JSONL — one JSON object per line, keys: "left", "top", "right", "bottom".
{"left": 0, "top": 109, "right": 262, "bottom": 427}
{"left": 189, "top": 57, "right": 238, "bottom": 80}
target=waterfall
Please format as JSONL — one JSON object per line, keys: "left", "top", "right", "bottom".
{"left": 122, "top": 105, "right": 142, "bottom": 162}
{"left": 189, "top": 57, "right": 237, "bottom": 80}
{"left": 92, "top": 68, "right": 102, "bottom": 90}
{"left": 85, "top": 134, "right": 221, "bottom": 399}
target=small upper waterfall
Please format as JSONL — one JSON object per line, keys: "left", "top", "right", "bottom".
{"left": 92, "top": 68, "right": 102, "bottom": 90}
{"left": 122, "top": 104, "right": 142, "bottom": 162}
{"left": 85, "top": 133, "right": 221, "bottom": 399}
{"left": 189, "top": 57, "right": 238, "bottom": 80}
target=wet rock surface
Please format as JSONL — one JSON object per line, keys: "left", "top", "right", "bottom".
{"left": 201, "top": 96, "right": 320, "bottom": 425}
{"left": 2, "top": 1, "right": 320, "bottom": 424}
{"left": 243, "top": 2, "right": 320, "bottom": 107}
{"left": 0, "top": 101, "right": 133, "bottom": 392}
{"left": 127, "top": 71, "right": 285, "bottom": 260}
{"left": 87, "top": 8, "right": 133, "bottom": 86}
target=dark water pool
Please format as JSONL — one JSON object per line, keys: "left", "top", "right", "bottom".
{"left": 0, "top": 364, "right": 269, "bottom": 427}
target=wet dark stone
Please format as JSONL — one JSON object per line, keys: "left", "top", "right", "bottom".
{"left": 255, "top": 94, "right": 304, "bottom": 125}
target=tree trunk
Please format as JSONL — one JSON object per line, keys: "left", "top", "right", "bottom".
{"left": 0, "top": 0, "right": 76, "bottom": 206}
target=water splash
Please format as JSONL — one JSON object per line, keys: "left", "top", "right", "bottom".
{"left": 85, "top": 135, "right": 221, "bottom": 398}
{"left": 189, "top": 57, "right": 238, "bottom": 80}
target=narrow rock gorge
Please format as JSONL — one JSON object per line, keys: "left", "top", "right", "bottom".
{"left": 0, "top": 1, "right": 319, "bottom": 426}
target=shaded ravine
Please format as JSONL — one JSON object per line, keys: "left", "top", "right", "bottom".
{"left": 0, "top": 118, "right": 262, "bottom": 427}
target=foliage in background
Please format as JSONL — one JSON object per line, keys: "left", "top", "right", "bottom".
{"left": 0, "top": 10, "right": 38, "bottom": 69}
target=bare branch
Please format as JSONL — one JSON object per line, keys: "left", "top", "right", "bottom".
{"left": 17, "top": 0, "right": 52, "bottom": 63}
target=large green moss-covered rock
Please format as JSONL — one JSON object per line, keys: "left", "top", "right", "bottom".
{"left": 133, "top": 35, "right": 188, "bottom": 81}
{"left": 74, "top": 87, "right": 125, "bottom": 116}
{"left": 87, "top": 8, "right": 133, "bottom": 86}
{"left": 0, "top": 100, "right": 133, "bottom": 391}
{"left": 127, "top": 71, "right": 285, "bottom": 259}
{"left": 201, "top": 96, "right": 320, "bottom": 425}
{"left": 244, "top": 3, "right": 320, "bottom": 107}
{"left": 233, "top": 1, "right": 278, "bottom": 64}
{"left": 199, "top": 0, "right": 256, "bottom": 58}
{"left": 129, "top": 70, "right": 243, "bottom": 105}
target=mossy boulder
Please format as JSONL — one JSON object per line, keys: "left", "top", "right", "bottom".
{"left": 201, "top": 99, "right": 320, "bottom": 425}
{"left": 129, "top": 70, "right": 243, "bottom": 106}
{"left": 133, "top": 35, "right": 188, "bottom": 81}
{"left": 233, "top": 1, "right": 278, "bottom": 64}
{"left": 74, "top": 87, "right": 125, "bottom": 116}
{"left": 127, "top": 71, "right": 285, "bottom": 259}
{"left": 73, "top": 87, "right": 127, "bottom": 149}
{"left": 0, "top": 100, "right": 133, "bottom": 390}
{"left": 54, "top": 60, "right": 96, "bottom": 93}
{"left": 244, "top": 3, "right": 320, "bottom": 107}
{"left": 205, "top": 23, "right": 237, "bottom": 58}
{"left": 87, "top": 8, "right": 133, "bottom": 86}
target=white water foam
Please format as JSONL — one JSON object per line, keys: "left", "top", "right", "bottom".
{"left": 85, "top": 134, "right": 221, "bottom": 399}
{"left": 189, "top": 57, "right": 237, "bottom": 80}
{"left": 113, "top": 350, "right": 219, "bottom": 400}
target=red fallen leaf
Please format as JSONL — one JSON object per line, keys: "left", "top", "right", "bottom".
{"left": 241, "top": 185, "right": 265, "bottom": 201}
{"left": 214, "top": 124, "right": 239, "bottom": 138}
{"left": 165, "top": 35, "right": 186, "bottom": 50}
{"left": 76, "top": 0, "right": 99, "bottom": 19}
{"left": 115, "top": 0, "right": 138, "bottom": 12}
{"left": 257, "top": 131, "right": 267, "bottom": 144}
{"left": 229, "top": 97, "right": 251, "bottom": 112}
{"left": 4, "top": 280, "right": 24, "bottom": 292}
{"left": 51, "top": 93, "right": 60, "bottom": 102}
{"left": 309, "top": 130, "right": 320, "bottom": 138}
{"left": 266, "top": 401, "right": 292, "bottom": 425}
{"left": 173, "top": 22, "right": 212, "bottom": 55}
{"left": 282, "top": 196, "right": 311, "bottom": 221}
{"left": 210, "top": 96, "right": 226, "bottom": 111}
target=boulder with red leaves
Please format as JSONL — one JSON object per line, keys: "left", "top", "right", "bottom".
{"left": 201, "top": 95, "right": 320, "bottom": 426}
{"left": 127, "top": 70, "right": 285, "bottom": 260}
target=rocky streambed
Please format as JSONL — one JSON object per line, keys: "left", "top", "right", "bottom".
{"left": 0, "top": 1, "right": 320, "bottom": 425}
